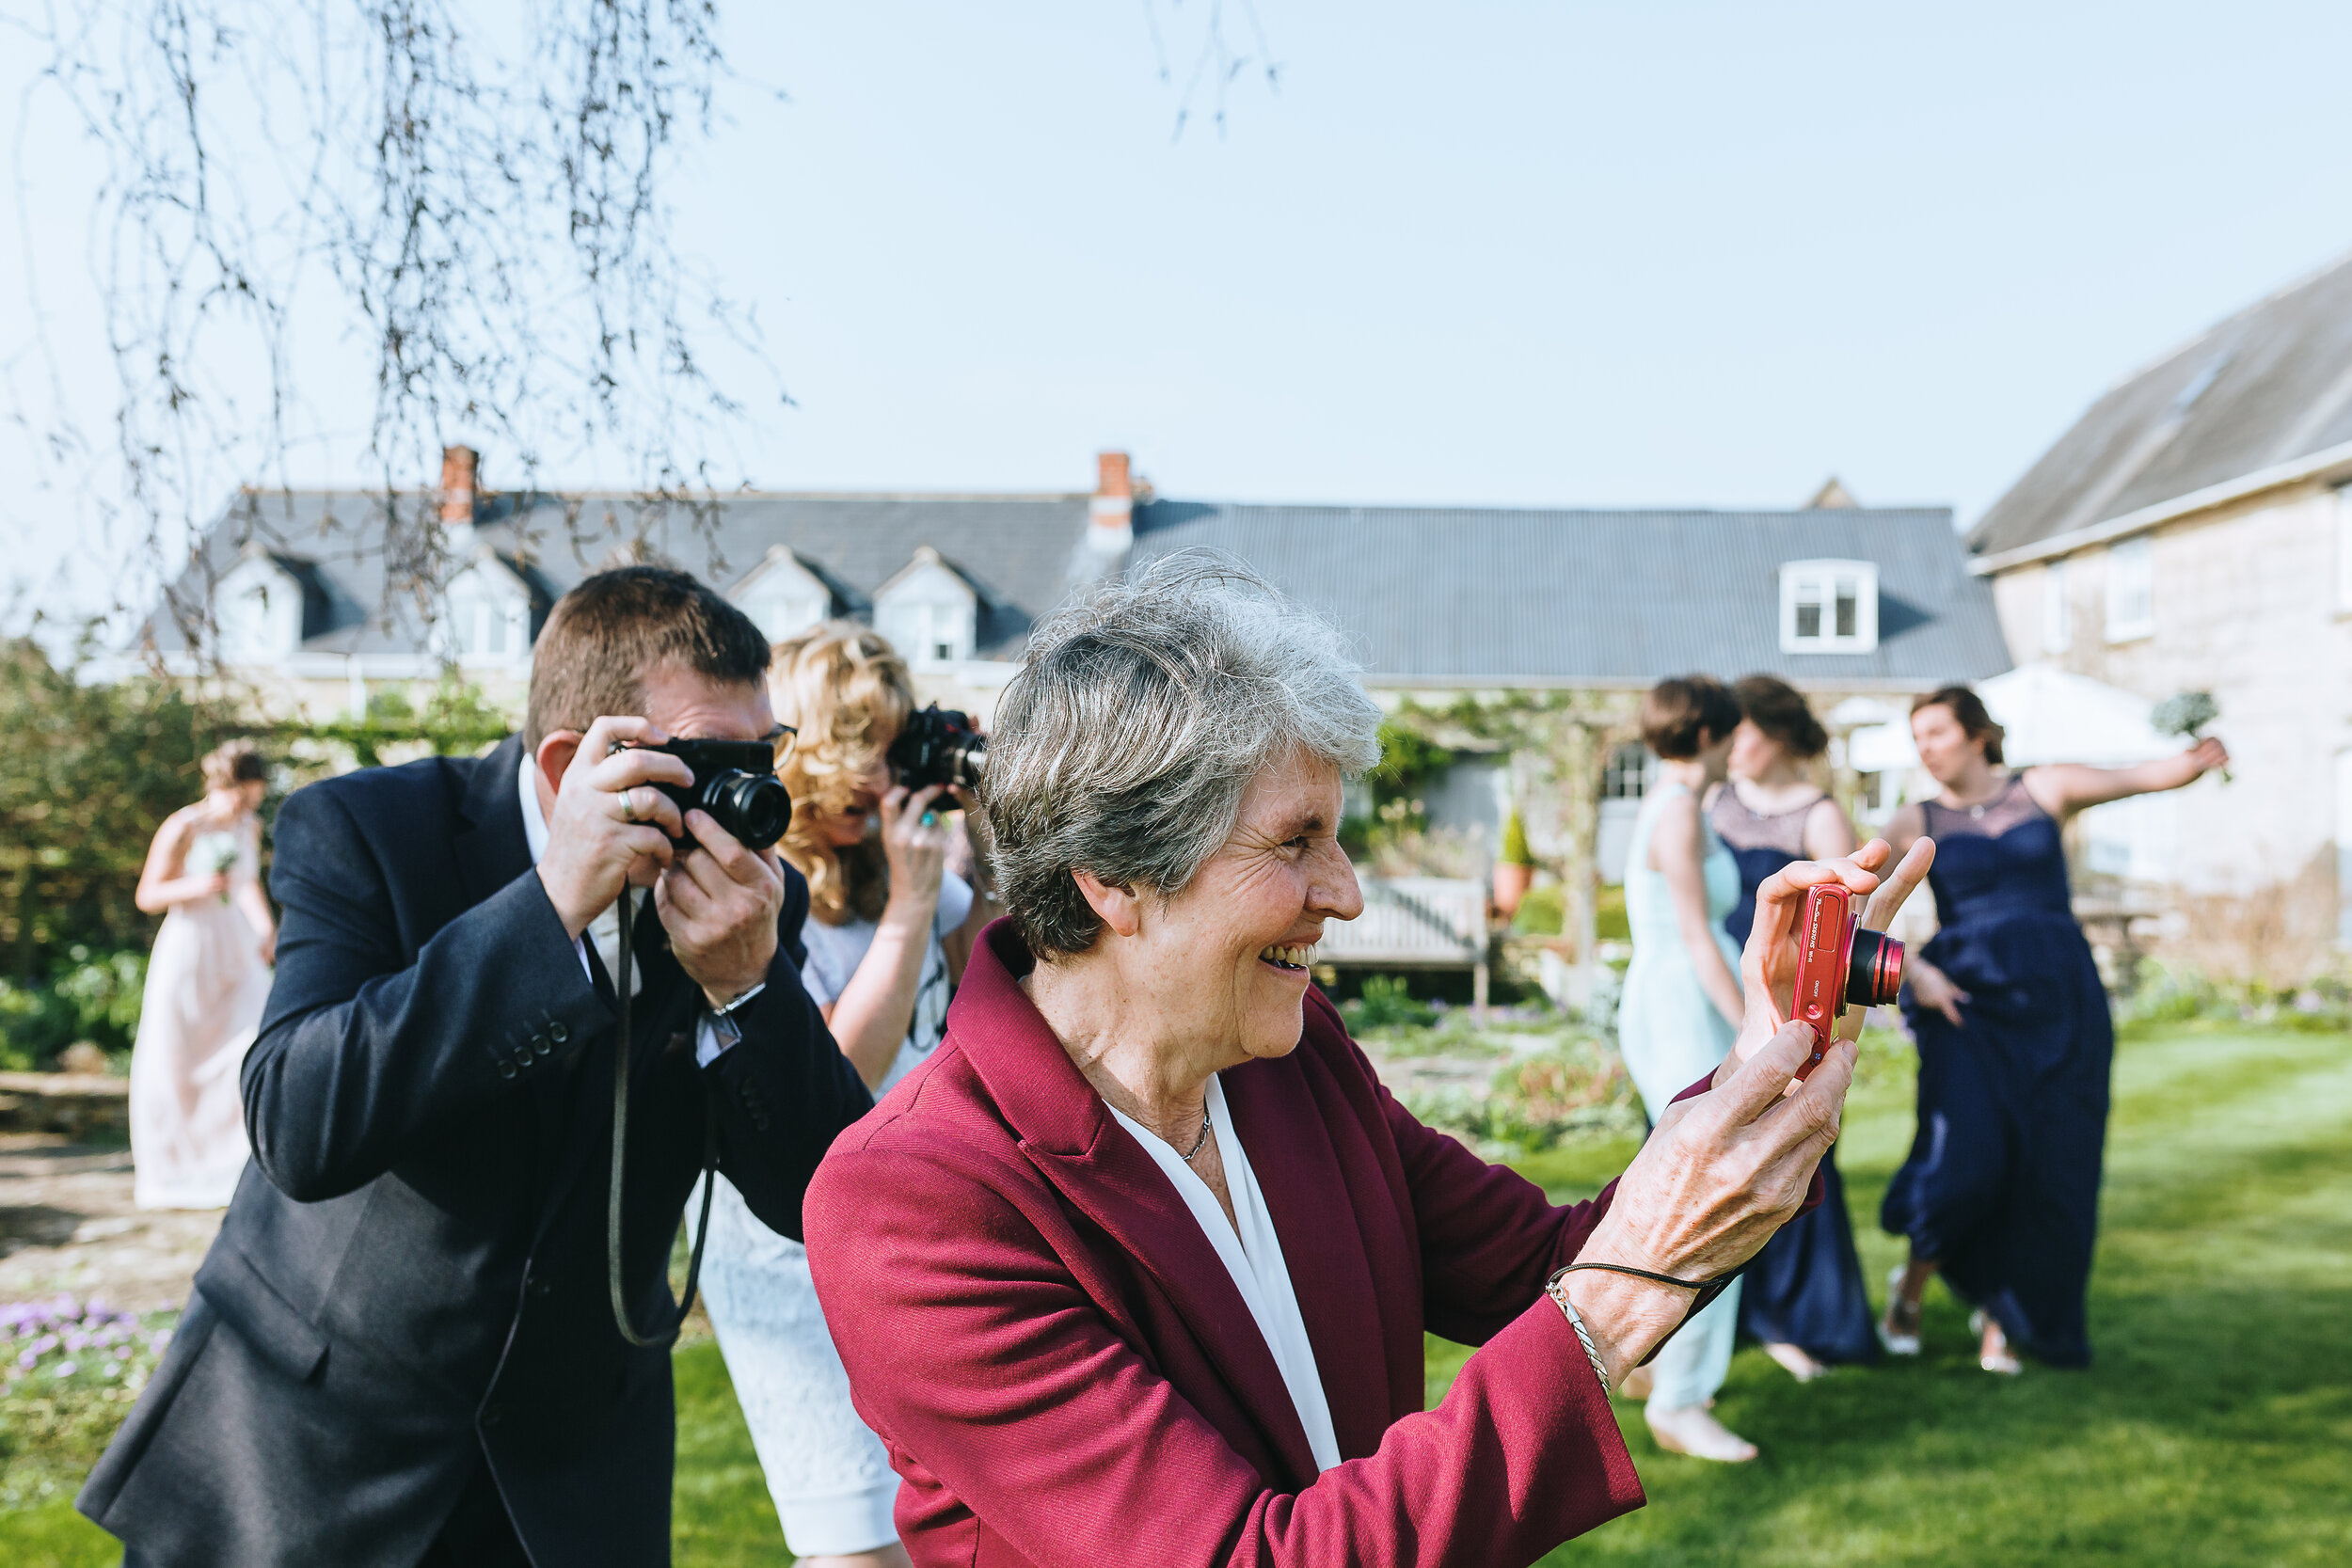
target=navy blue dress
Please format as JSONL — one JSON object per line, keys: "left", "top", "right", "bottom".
{"left": 1882, "top": 775, "right": 2110, "bottom": 1368}
{"left": 1710, "top": 787, "right": 1881, "bottom": 1366}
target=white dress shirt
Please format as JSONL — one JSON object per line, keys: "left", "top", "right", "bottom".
{"left": 1106, "top": 1074, "right": 1343, "bottom": 1473}
{"left": 517, "top": 754, "right": 731, "bottom": 1067}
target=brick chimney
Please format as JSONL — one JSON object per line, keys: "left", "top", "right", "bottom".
{"left": 440, "top": 444, "right": 480, "bottom": 528}
{"left": 1089, "top": 450, "right": 1134, "bottom": 548}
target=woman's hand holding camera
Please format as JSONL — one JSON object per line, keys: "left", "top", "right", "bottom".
{"left": 1565, "top": 1021, "right": 1848, "bottom": 1387}
{"left": 877, "top": 783, "right": 955, "bottom": 927}
{"left": 1724, "top": 836, "right": 1936, "bottom": 1078}
{"left": 1558, "top": 838, "right": 1936, "bottom": 1390}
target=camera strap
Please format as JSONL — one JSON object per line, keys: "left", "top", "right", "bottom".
{"left": 607, "top": 889, "right": 718, "bottom": 1349}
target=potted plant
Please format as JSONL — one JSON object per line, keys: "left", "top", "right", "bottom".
{"left": 1493, "top": 809, "right": 1536, "bottom": 919}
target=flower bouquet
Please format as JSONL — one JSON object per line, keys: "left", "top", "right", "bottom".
{"left": 2150, "top": 690, "right": 2230, "bottom": 783}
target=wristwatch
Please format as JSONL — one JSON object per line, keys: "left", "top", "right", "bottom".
{"left": 704, "top": 982, "right": 767, "bottom": 1051}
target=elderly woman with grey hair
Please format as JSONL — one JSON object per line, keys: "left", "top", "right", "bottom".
{"left": 804, "top": 557, "right": 1931, "bottom": 1567}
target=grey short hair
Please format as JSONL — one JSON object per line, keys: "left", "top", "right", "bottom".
{"left": 983, "top": 553, "right": 1382, "bottom": 958}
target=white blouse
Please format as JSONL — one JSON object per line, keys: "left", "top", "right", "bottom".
{"left": 1105, "top": 1075, "right": 1343, "bottom": 1474}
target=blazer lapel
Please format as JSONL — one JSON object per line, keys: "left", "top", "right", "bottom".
{"left": 1222, "top": 1051, "right": 1392, "bottom": 1460}
{"left": 452, "top": 734, "right": 534, "bottom": 911}
{"left": 948, "top": 925, "right": 1324, "bottom": 1489}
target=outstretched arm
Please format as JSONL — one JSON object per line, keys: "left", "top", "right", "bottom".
{"left": 2022, "top": 737, "right": 2228, "bottom": 822}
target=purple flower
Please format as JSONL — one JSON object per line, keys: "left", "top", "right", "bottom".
{"left": 54, "top": 1359, "right": 77, "bottom": 1377}
{"left": 15, "top": 1349, "right": 34, "bottom": 1371}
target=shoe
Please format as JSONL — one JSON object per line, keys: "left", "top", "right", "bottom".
{"left": 1879, "top": 1266, "right": 1922, "bottom": 1356}
{"left": 1762, "top": 1341, "right": 1830, "bottom": 1383}
{"left": 1970, "top": 1310, "right": 2023, "bottom": 1375}
{"left": 1646, "top": 1403, "right": 1759, "bottom": 1463}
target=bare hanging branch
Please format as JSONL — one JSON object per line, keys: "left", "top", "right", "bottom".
{"left": 5, "top": 0, "right": 774, "bottom": 654}
{"left": 1141, "top": 0, "right": 1280, "bottom": 141}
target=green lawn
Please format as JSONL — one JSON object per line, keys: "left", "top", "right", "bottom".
{"left": 8, "top": 1022, "right": 2347, "bottom": 1564}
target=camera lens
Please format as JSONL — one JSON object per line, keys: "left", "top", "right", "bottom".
{"left": 703, "top": 771, "right": 791, "bottom": 850}
{"left": 1844, "top": 929, "right": 1904, "bottom": 1007}
{"left": 947, "top": 734, "right": 986, "bottom": 788}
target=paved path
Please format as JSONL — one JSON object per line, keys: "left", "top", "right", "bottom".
{"left": 0, "top": 1134, "right": 221, "bottom": 1312}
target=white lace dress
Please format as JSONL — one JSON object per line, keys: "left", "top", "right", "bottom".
{"left": 130, "top": 819, "right": 268, "bottom": 1209}
{"left": 696, "top": 872, "right": 972, "bottom": 1556}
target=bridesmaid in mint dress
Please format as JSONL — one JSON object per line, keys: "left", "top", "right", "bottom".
{"left": 1615, "top": 676, "right": 1756, "bottom": 1463}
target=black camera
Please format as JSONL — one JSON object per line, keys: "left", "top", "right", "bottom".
{"left": 641, "top": 737, "right": 791, "bottom": 850}
{"left": 887, "top": 704, "right": 986, "bottom": 791}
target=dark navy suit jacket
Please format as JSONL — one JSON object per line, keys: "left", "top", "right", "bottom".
{"left": 80, "top": 734, "right": 872, "bottom": 1567}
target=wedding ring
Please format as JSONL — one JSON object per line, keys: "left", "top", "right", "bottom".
{"left": 622, "top": 787, "right": 639, "bottom": 821}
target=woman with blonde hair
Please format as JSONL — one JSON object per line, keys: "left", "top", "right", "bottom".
{"left": 128, "top": 738, "right": 275, "bottom": 1209}
{"left": 698, "top": 622, "right": 991, "bottom": 1568}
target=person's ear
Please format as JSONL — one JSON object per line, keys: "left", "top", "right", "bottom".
{"left": 1072, "top": 869, "right": 1141, "bottom": 939}
{"left": 535, "top": 731, "right": 584, "bottom": 799}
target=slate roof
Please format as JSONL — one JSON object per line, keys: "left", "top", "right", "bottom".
{"left": 1131, "top": 500, "right": 2010, "bottom": 689}
{"left": 149, "top": 485, "right": 2010, "bottom": 690}
{"left": 1971, "top": 250, "right": 2352, "bottom": 560}
{"left": 146, "top": 487, "right": 1095, "bottom": 660}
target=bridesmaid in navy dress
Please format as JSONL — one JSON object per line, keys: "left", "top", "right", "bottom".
{"left": 1881, "top": 687, "right": 2225, "bottom": 1372}
{"left": 1708, "top": 675, "right": 1880, "bottom": 1380}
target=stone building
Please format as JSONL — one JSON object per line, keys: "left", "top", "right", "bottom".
{"left": 1967, "top": 252, "right": 2352, "bottom": 975}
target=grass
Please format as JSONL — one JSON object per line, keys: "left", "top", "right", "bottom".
{"left": 6, "top": 1022, "right": 2346, "bottom": 1564}
{"left": 1429, "top": 1021, "right": 2352, "bottom": 1566}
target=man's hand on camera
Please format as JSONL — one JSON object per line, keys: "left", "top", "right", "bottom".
{"left": 536, "top": 716, "right": 692, "bottom": 941}
{"left": 656, "top": 809, "right": 785, "bottom": 1010}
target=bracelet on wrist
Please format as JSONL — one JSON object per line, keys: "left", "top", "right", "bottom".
{"left": 1543, "top": 1271, "right": 1614, "bottom": 1391}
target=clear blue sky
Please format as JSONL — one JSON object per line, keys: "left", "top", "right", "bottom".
{"left": 9, "top": 0, "right": 2352, "bottom": 610}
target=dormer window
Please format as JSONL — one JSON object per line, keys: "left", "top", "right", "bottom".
{"left": 1778, "top": 560, "right": 1879, "bottom": 654}
{"left": 442, "top": 562, "right": 532, "bottom": 668}
{"left": 873, "top": 546, "right": 978, "bottom": 666}
{"left": 730, "top": 548, "right": 832, "bottom": 644}
{"left": 215, "top": 554, "right": 309, "bottom": 663}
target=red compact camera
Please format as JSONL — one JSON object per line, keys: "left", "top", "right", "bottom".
{"left": 1787, "top": 882, "right": 1904, "bottom": 1078}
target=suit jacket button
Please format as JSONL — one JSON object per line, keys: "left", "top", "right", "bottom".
{"left": 497, "top": 1059, "right": 518, "bottom": 1081}
{"left": 533, "top": 1036, "right": 554, "bottom": 1059}
{"left": 548, "top": 1022, "right": 570, "bottom": 1045}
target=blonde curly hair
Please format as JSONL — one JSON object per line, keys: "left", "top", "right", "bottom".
{"left": 771, "top": 622, "right": 916, "bottom": 926}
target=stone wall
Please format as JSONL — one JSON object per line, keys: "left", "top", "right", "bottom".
{"left": 1988, "top": 482, "right": 2352, "bottom": 977}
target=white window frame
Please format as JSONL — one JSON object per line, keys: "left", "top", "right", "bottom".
{"left": 442, "top": 564, "right": 531, "bottom": 669}
{"left": 1777, "top": 559, "right": 1879, "bottom": 654}
{"left": 2042, "top": 558, "right": 2072, "bottom": 654}
{"left": 215, "top": 555, "right": 307, "bottom": 663}
{"left": 2105, "top": 536, "right": 2154, "bottom": 642}
{"left": 873, "top": 548, "right": 978, "bottom": 667}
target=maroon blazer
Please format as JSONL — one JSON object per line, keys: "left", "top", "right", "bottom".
{"left": 806, "top": 922, "right": 1694, "bottom": 1567}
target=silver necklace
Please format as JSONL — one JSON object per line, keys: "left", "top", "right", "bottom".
{"left": 1179, "top": 1109, "right": 1212, "bottom": 1163}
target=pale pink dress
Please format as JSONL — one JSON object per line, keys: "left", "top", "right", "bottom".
{"left": 129, "top": 818, "right": 270, "bottom": 1209}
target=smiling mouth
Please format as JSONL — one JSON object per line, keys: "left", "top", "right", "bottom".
{"left": 1258, "top": 943, "right": 1314, "bottom": 973}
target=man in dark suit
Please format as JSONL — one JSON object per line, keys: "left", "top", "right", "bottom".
{"left": 80, "top": 567, "right": 874, "bottom": 1567}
